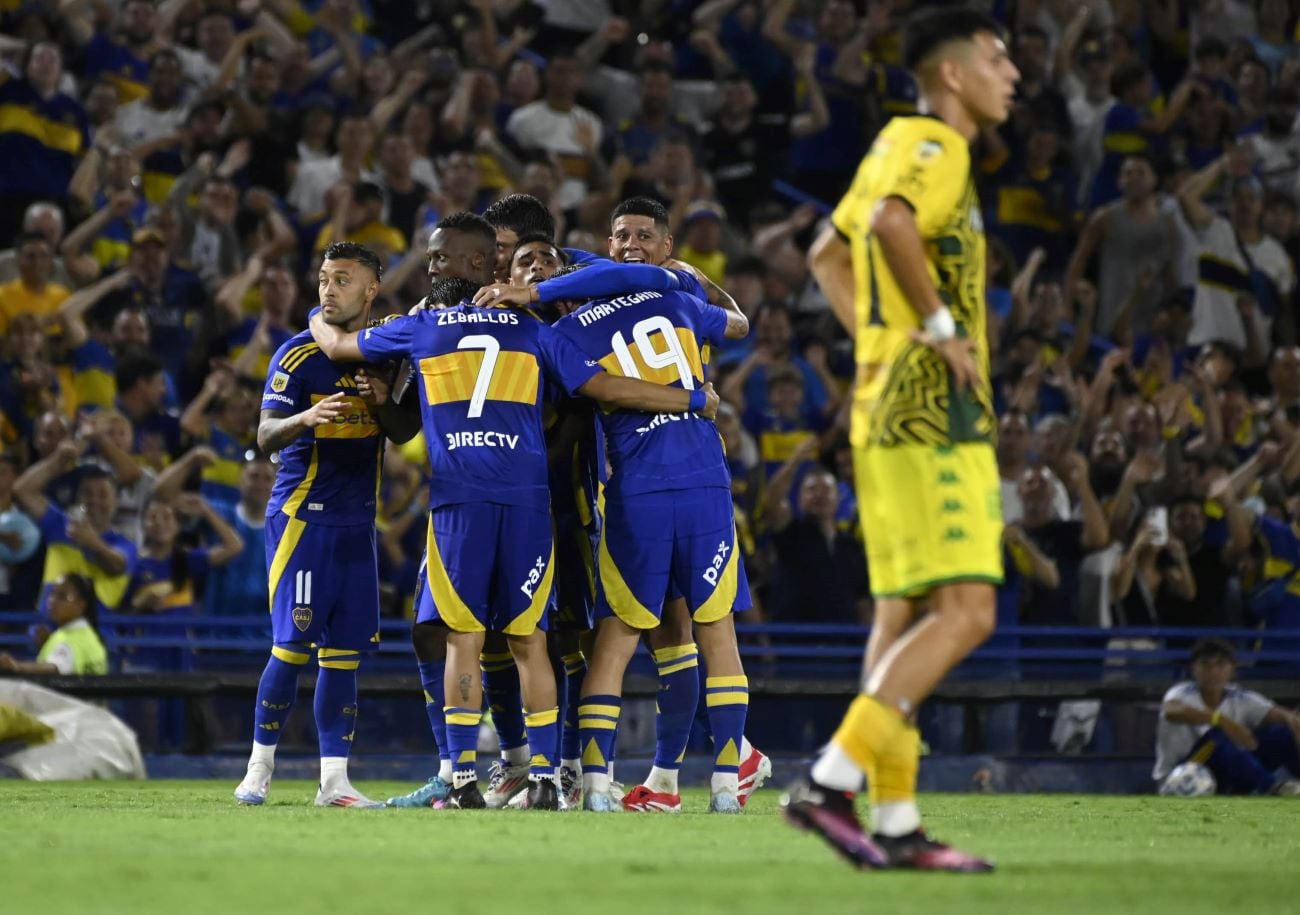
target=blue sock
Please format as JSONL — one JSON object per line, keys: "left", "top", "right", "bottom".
{"left": 578, "top": 694, "right": 622, "bottom": 778}
{"left": 481, "top": 651, "right": 527, "bottom": 757}
{"left": 314, "top": 650, "right": 361, "bottom": 758}
{"left": 705, "top": 676, "right": 749, "bottom": 780}
{"left": 253, "top": 648, "right": 308, "bottom": 746}
{"left": 417, "top": 659, "right": 449, "bottom": 764}
{"left": 652, "top": 643, "right": 699, "bottom": 772}
{"left": 445, "top": 706, "right": 483, "bottom": 787}
{"left": 560, "top": 651, "right": 586, "bottom": 762}
{"left": 525, "top": 707, "right": 560, "bottom": 781}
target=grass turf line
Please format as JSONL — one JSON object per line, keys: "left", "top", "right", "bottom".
{"left": 0, "top": 782, "right": 1295, "bottom": 915}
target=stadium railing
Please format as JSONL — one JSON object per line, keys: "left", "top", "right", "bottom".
{"left": 1, "top": 612, "right": 1296, "bottom": 703}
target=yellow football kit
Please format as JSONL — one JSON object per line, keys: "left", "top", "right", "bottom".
{"left": 830, "top": 115, "right": 1003, "bottom": 597}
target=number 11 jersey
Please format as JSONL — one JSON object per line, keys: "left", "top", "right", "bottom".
{"left": 549, "top": 289, "right": 732, "bottom": 499}
{"left": 356, "top": 305, "right": 601, "bottom": 512}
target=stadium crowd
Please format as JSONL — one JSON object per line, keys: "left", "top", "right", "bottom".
{"left": 1, "top": 0, "right": 1300, "bottom": 691}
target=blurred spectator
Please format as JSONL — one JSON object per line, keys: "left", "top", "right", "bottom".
{"left": 0, "top": 454, "right": 42, "bottom": 611}
{"left": 114, "top": 353, "right": 182, "bottom": 465}
{"left": 178, "top": 368, "right": 260, "bottom": 511}
{"left": 506, "top": 51, "right": 603, "bottom": 210}
{"left": 1068, "top": 153, "right": 1179, "bottom": 337}
{"left": 202, "top": 457, "right": 274, "bottom": 626}
{"left": 0, "top": 42, "right": 88, "bottom": 246}
{"left": 314, "top": 181, "right": 406, "bottom": 263}
{"left": 1180, "top": 154, "right": 1295, "bottom": 358}
{"left": 377, "top": 135, "right": 431, "bottom": 240}
{"left": 762, "top": 440, "right": 870, "bottom": 624}
{"left": 113, "top": 49, "right": 188, "bottom": 148}
{"left": 0, "top": 573, "right": 107, "bottom": 676}
{"left": 14, "top": 445, "right": 136, "bottom": 620}
{"left": 721, "top": 304, "right": 831, "bottom": 434}
{"left": 288, "top": 114, "right": 378, "bottom": 222}
{"left": 66, "top": 0, "right": 163, "bottom": 102}
{"left": 982, "top": 119, "right": 1077, "bottom": 270}
{"left": 0, "top": 203, "right": 72, "bottom": 287}
{"left": 676, "top": 200, "right": 728, "bottom": 287}
{"left": 1247, "top": 87, "right": 1300, "bottom": 197}
{"left": 0, "top": 233, "right": 70, "bottom": 337}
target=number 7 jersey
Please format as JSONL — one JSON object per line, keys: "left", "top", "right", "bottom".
{"left": 549, "top": 289, "right": 731, "bottom": 499}
{"left": 355, "top": 305, "right": 602, "bottom": 511}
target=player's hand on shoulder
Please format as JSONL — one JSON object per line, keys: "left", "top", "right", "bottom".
{"left": 472, "top": 283, "right": 533, "bottom": 308}
{"left": 302, "top": 392, "right": 349, "bottom": 427}
{"left": 355, "top": 368, "right": 390, "bottom": 407}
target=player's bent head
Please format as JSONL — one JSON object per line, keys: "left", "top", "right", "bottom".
{"left": 427, "top": 276, "right": 480, "bottom": 310}
{"left": 484, "top": 193, "right": 556, "bottom": 241}
{"left": 511, "top": 232, "right": 566, "bottom": 285}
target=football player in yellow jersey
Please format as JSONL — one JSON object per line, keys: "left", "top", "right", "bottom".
{"left": 783, "top": 8, "right": 1019, "bottom": 872}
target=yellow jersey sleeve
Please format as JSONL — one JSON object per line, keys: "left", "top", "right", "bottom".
{"left": 873, "top": 119, "right": 970, "bottom": 238}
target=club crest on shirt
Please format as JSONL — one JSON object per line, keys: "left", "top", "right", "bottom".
{"left": 915, "top": 140, "right": 943, "bottom": 162}
{"left": 271, "top": 371, "right": 290, "bottom": 393}
{"left": 292, "top": 606, "right": 312, "bottom": 632}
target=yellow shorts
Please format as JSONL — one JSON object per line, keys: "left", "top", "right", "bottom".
{"left": 855, "top": 442, "right": 1004, "bottom": 598}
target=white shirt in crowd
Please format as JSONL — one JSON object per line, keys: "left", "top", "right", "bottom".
{"left": 287, "top": 155, "right": 381, "bottom": 220}
{"left": 1000, "top": 473, "right": 1071, "bottom": 526}
{"left": 114, "top": 98, "right": 189, "bottom": 147}
{"left": 1153, "top": 680, "right": 1274, "bottom": 780}
{"left": 506, "top": 101, "right": 603, "bottom": 210}
{"left": 1249, "top": 126, "right": 1300, "bottom": 200}
{"left": 1187, "top": 215, "right": 1294, "bottom": 349}
{"left": 175, "top": 46, "right": 224, "bottom": 90}
{"left": 1059, "top": 71, "right": 1114, "bottom": 205}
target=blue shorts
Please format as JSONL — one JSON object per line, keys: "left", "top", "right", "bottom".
{"left": 596, "top": 488, "right": 744, "bottom": 630}
{"left": 553, "top": 511, "right": 597, "bottom": 631}
{"left": 418, "top": 503, "right": 554, "bottom": 635}
{"left": 266, "top": 514, "right": 379, "bottom": 651}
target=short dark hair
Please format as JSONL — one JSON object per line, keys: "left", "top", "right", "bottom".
{"left": 1190, "top": 637, "right": 1236, "bottom": 664}
{"left": 483, "top": 193, "right": 556, "bottom": 240}
{"left": 427, "top": 276, "right": 479, "bottom": 309}
{"left": 1201, "top": 338, "right": 1243, "bottom": 370}
{"left": 434, "top": 211, "right": 497, "bottom": 253}
{"left": 115, "top": 353, "right": 164, "bottom": 394}
{"left": 611, "top": 196, "right": 670, "bottom": 231}
{"left": 77, "top": 464, "right": 115, "bottom": 489}
{"left": 513, "top": 232, "right": 564, "bottom": 262}
{"left": 1111, "top": 61, "right": 1150, "bottom": 98}
{"left": 902, "top": 6, "right": 1005, "bottom": 72}
{"left": 322, "top": 241, "right": 383, "bottom": 280}
{"left": 352, "top": 181, "right": 384, "bottom": 206}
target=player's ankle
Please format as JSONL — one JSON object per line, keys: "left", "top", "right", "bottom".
{"left": 645, "top": 766, "right": 679, "bottom": 794}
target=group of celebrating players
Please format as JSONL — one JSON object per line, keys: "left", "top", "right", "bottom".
{"left": 233, "top": 5, "right": 1023, "bottom": 874}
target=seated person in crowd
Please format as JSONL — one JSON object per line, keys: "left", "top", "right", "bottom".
{"left": 0, "top": 573, "right": 107, "bottom": 675}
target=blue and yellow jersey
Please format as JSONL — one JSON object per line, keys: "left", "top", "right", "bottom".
{"left": 1252, "top": 515, "right": 1300, "bottom": 629}
{"left": 89, "top": 191, "right": 149, "bottom": 272}
{"left": 228, "top": 318, "right": 293, "bottom": 384}
{"left": 82, "top": 34, "right": 151, "bottom": 103}
{"left": 37, "top": 505, "right": 137, "bottom": 616}
{"left": 126, "top": 551, "right": 209, "bottom": 614}
{"left": 863, "top": 59, "right": 918, "bottom": 120}
{"left": 141, "top": 146, "right": 186, "bottom": 204}
{"left": 262, "top": 331, "right": 384, "bottom": 526}
{"left": 547, "top": 399, "right": 604, "bottom": 529}
{"left": 755, "top": 410, "right": 819, "bottom": 482}
{"left": 550, "top": 289, "right": 731, "bottom": 499}
{"left": 200, "top": 424, "right": 256, "bottom": 509}
{"left": 356, "top": 305, "right": 601, "bottom": 513}
{"left": 0, "top": 74, "right": 89, "bottom": 199}
{"left": 1089, "top": 103, "right": 1152, "bottom": 208}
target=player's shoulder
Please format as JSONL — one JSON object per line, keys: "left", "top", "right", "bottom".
{"left": 877, "top": 116, "right": 969, "bottom": 163}
{"left": 271, "top": 329, "right": 323, "bottom": 373}
{"left": 1163, "top": 680, "right": 1199, "bottom": 702}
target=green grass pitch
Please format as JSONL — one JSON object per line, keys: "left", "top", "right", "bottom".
{"left": 2, "top": 781, "right": 1295, "bottom": 915}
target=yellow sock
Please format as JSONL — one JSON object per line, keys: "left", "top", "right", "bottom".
{"left": 830, "top": 695, "right": 909, "bottom": 793}
{"left": 872, "top": 724, "right": 920, "bottom": 805}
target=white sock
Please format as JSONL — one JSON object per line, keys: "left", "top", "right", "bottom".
{"left": 739, "top": 737, "right": 754, "bottom": 764}
{"left": 583, "top": 771, "right": 611, "bottom": 795}
{"left": 873, "top": 801, "right": 921, "bottom": 838}
{"left": 503, "top": 744, "right": 530, "bottom": 766}
{"left": 249, "top": 742, "right": 276, "bottom": 770}
{"left": 453, "top": 769, "right": 477, "bottom": 789}
{"left": 810, "top": 742, "right": 865, "bottom": 793}
{"left": 645, "top": 766, "right": 679, "bottom": 794}
{"left": 711, "top": 772, "right": 739, "bottom": 795}
{"left": 438, "top": 759, "right": 453, "bottom": 782}
{"left": 560, "top": 758, "right": 581, "bottom": 774}
{"left": 320, "top": 756, "right": 348, "bottom": 790}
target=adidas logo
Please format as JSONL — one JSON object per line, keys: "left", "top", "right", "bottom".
{"left": 335, "top": 376, "right": 359, "bottom": 389}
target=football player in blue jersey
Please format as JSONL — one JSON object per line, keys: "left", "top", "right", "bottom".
{"left": 233, "top": 242, "right": 416, "bottom": 809}
{"left": 478, "top": 200, "right": 771, "bottom": 811}
{"left": 308, "top": 275, "right": 719, "bottom": 809}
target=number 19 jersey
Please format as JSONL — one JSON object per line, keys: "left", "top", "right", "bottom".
{"left": 549, "top": 289, "right": 731, "bottom": 498}
{"left": 355, "top": 305, "right": 602, "bottom": 511}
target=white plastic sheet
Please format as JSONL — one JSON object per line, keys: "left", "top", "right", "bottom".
{"left": 0, "top": 680, "right": 145, "bottom": 780}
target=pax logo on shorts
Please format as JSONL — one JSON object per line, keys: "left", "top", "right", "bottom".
{"left": 703, "top": 539, "right": 731, "bottom": 587}
{"left": 519, "top": 554, "right": 547, "bottom": 599}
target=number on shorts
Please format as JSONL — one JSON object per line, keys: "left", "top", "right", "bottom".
{"left": 610, "top": 316, "right": 695, "bottom": 389}
{"left": 458, "top": 334, "right": 500, "bottom": 418}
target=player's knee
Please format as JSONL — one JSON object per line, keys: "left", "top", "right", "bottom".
{"left": 932, "top": 586, "right": 996, "bottom": 646}
{"left": 650, "top": 599, "right": 692, "bottom": 648}
{"left": 410, "top": 622, "right": 447, "bottom": 661}
{"left": 271, "top": 643, "right": 312, "bottom": 665}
